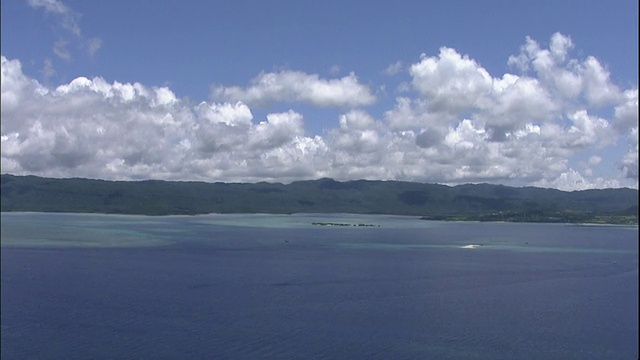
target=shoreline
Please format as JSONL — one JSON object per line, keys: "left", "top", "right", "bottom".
{"left": 1, "top": 211, "right": 637, "bottom": 226}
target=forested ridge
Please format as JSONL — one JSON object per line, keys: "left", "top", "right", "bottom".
{"left": 1, "top": 174, "right": 637, "bottom": 224}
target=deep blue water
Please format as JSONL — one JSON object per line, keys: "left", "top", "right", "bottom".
{"left": 1, "top": 213, "right": 638, "bottom": 359}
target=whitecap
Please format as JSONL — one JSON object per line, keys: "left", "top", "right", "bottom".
{"left": 461, "top": 244, "right": 481, "bottom": 249}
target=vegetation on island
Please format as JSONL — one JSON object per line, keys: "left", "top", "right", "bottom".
{"left": 1, "top": 174, "right": 637, "bottom": 225}
{"left": 312, "top": 222, "right": 379, "bottom": 227}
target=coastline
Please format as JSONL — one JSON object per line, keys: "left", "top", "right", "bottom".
{"left": 1, "top": 210, "right": 637, "bottom": 226}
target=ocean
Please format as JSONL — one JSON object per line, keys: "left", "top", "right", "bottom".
{"left": 1, "top": 212, "right": 638, "bottom": 359}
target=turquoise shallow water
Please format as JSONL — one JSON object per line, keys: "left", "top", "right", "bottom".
{"left": 1, "top": 212, "right": 638, "bottom": 359}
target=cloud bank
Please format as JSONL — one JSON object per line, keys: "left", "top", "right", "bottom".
{"left": 1, "top": 33, "right": 638, "bottom": 190}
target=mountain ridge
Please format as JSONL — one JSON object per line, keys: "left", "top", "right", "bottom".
{"left": 1, "top": 174, "right": 637, "bottom": 224}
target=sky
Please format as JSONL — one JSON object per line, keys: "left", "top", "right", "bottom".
{"left": 1, "top": 0, "right": 638, "bottom": 190}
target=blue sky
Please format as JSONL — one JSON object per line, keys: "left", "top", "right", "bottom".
{"left": 1, "top": 0, "right": 638, "bottom": 190}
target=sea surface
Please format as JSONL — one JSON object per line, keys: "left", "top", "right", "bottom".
{"left": 1, "top": 212, "right": 638, "bottom": 359}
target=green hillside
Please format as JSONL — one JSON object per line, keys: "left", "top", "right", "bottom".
{"left": 1, "top": 174, "right": 637, "bottom": 224}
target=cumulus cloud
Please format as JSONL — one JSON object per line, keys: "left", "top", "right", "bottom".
{"left": 212, "top": 70, "right": 375, "bottom": 107}
{"left": 410, "top": 47, "right": 493, "bottom": 113}
{"left": 508, "top": 33, "right": 621, "bottom": 107}
{"left": 1, "top": 32, "right": 638, "bottom": 190}
{"left": 1, "top": 56, "right": 49, "bottom": 115}
{"left": 532, "top": 169, "right": 622, "bottom": 191}
{"left": 0, "top": 56, "right": 326, "bottom": 182}
{"left": 380, "top": 33, "right": 637, "bottom": 188}
{"left": 620, "top": 136, "right": 638, "bottom": 180}
{"left": 565, "top": 110, "right": 613, "bottom": 148}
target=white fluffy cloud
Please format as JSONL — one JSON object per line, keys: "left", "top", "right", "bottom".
{"left": 1, "top": 33, "right": 638, "bottom": 190}
{"left": 410, "top": 47, "right": 493, "bottom": 113}
{"left": 212, "top": 70, "right": 376, "bottom": 107}
{"left": 508, "top": 33, "right": 621, "bottom": 107}
{"left": 1, "top": 56, "right": 329, "bottom": 182}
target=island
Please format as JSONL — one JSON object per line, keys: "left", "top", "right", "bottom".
{"left": 1, "top": 174, "right": 637, "bottom": 225}
{"left": 312, "top": 222, "right": 379, "bottom": 227}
